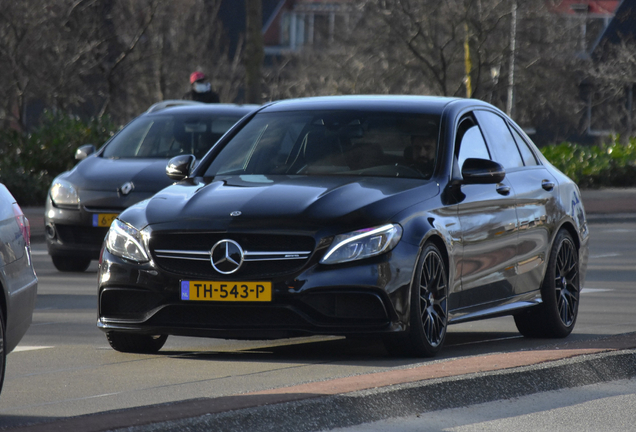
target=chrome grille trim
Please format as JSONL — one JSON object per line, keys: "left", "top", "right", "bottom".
{"left": 153, "top": 249, "right": 311, "bottom": 262}
{"left": 155, "top": 250, "right": 208, "bottom": 256}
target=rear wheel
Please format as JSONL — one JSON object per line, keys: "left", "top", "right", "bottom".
{"left": 51, "top": 255, "right": 91, "bottom": 272}
{"left": 106, "top": 332, "right": 168, "bottom": 354}
{"left": 384, "top": 243, "right": 448, "bottom": 357}
{"left": 515, "top": 229, "right": 580, "bottom": 338}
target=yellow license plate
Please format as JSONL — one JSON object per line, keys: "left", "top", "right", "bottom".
{"left": 181, "top": 281, "right": 272, "bottom": 302}
{"left": 93, "top": 213, "right": 118, "bottom": 227}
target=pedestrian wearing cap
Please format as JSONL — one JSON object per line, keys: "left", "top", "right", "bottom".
{"left": 184, "top": 71, "right": 220, "bottom": 103}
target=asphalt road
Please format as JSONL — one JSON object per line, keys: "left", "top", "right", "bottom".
{"left": 0, "top": 220, "right": 635, "bottom": 429}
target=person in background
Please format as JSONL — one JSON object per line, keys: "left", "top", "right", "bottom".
{"left": 184, "top": 71, "right": 220, "bottom": 103}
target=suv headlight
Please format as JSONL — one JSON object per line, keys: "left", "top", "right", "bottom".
{"left": 106, "top": 219, "right": 150, "bottom": 263}
{"left": 50, "top": 179, "right": 79, "bottom": 207}
{"left": 320, "top": 224, "right": 403, "bottom": 265}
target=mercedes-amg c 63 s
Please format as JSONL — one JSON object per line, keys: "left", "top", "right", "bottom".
{"left": 97, "top": 96, "right": 588, "bottom": 357}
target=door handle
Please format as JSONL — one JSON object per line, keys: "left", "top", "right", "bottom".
{"left": 542, "top": 180, "right": 555, "bottom": 191}
{"left": 496, "top": 184, "right": 511, "bottom": 196}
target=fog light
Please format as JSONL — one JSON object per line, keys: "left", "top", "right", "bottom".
{"left": 45, "top": 223, "right": 56, "bottom": 240}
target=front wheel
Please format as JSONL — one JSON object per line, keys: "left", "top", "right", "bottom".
{"left": 515, "top": 229, "right": 580, "bottom": 338}
{"left": 106, "top": 332, "right": 168, "bottom": 354}
{"left": 384, "top": 242, "right": 449, "bottom": 357}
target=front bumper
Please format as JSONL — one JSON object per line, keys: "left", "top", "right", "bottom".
{"left": 97, "top": 241, "right": 419, "bottom": 340}
{"left": 45, "top": 193, "right": 152, "bottom": 259}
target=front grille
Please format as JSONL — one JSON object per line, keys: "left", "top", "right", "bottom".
{"left": 149, "top": 232, "right": 316, "bottom": 278}
{"left": 56, "top": 224, "right": 109, "bottom": 246}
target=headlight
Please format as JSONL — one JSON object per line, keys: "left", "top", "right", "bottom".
{"left": 50, "top": 179, "right": 79, "bottom": 207}
{"left": 106, "top": 219, "right": 150, "bottom": 263}
{"left": 320, "top": 224, "right": 403, "bottom": 265}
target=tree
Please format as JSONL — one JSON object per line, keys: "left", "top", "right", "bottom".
{"left": 586, "top": 40, "right": 636, "bottom": 138}
{"left": 0, "top": 0, "right": 243, "bottom": 129}
{"left": 261, "top": 0, "right": 589, "bottom": 143}
{"left": 245, "top": 0, "right": 263, "bottom": 103}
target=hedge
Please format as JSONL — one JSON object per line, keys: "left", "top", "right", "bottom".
{"left": 0, "top": 111, "right": 117, "bottom": 206}
{"left": 540, "top": 136, "right": 636, "bottom": 188}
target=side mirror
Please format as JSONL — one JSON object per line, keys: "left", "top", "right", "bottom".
{"left": 461, "top": 158, "right": 505, "bottom": 184}
{"left": 166, "top": 154, "right": 196, "bottom": 181}
{"left": 75, "top": 144, "right": 96, "bottom": 161}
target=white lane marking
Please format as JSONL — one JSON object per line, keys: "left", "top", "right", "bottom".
{"left": 30, "top": 250, "right": 49, "bottom": 256}
{"left": 581, "top": 288, "right": 612, "bottom": 293}
{"left": 589, "top": 253, "right": 620, "bottom": 259}
{"left": 13, "top": 346, "right": 54, "bottom": 353}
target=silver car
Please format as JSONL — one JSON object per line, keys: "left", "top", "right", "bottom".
{"left": 0, "top": 184, "right": 38, "bottom": 394}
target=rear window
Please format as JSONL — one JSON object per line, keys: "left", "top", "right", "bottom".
{"left": 102, "top": 114, "right": 242, "bottom": 159}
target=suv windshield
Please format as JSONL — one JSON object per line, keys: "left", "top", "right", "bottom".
{"left": 204, "top": 110, "right": 440, "bottom": 179}
{"left": 102, "top": 113, "right": 242, "bottom": 159}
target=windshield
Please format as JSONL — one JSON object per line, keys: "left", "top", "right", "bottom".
{"left": 204, "top": 110, "right": 440, "bottom": 179}
{"left": 102, "top": 113, "right": 242, "bottom": 159}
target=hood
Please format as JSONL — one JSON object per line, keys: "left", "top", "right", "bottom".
{"left": 64, "top": 156, "right": 174, "bottom": 193}
{"left": 128, "top": 175, "right": 439, "bottom": 234}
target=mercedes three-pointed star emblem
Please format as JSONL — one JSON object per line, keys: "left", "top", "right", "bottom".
{"left": 210, "top": 239, "right": 244, "bottom": 274}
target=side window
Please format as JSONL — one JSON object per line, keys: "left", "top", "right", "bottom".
{"left": 509, "top": 125, "right": 538, "bottom": 166}
{"left": 474, "top": 110, "right": 524, "bottom": 169}
{"left": 456, "top": 117, "right": 490, "bottom": 169}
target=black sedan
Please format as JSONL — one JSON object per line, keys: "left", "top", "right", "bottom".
{"left": 97, "top": 96, "right": 589, "bottom": 357}
{"left": 0, "top": 184, "right": 37, "bottom": 393}
{"left": 45, "top": 101, "right": 257, "bottom": 272}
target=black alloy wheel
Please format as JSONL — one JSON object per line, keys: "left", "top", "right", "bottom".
{"left": 515, "top": 229, "right": 580, "bottom": 338}
{"left": 416, "top": 244, "right": 449, "bottom": 351}
{"left": 106, "top": 332, "right": 168, "bottom": 354}
{"left": 554, "top": 234, "right": 579, "bottom": 327}
{"left": 385, "top": 242, "right": 449, "bottom": 357}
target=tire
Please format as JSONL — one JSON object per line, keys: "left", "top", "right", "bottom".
{"left": 106, "top": 332, "right": 168, "bottom": 354}
{"left": 0, "top": 308, "right": 6, "bottom": 396}
{"left": 384, "top": 242, "right": 449, "bottom": 357}
{"left": 51, "top": 255, "right": 91, "bottom": 272}
{"left": 514, "top": 229, "right": 580, "bottom": 338}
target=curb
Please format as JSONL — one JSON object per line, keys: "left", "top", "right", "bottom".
{"left": 586, "top": 213, "right": 636, "bottom": 224}
{"left": 157, "top": 349, "right": 636, "bottom": 432}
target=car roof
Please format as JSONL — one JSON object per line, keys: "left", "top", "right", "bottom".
{"left": 258, "top": 95, "right": 471, "bottom": 115}
{"left": 145, "top": 103, "right": 259, "bottom": 117}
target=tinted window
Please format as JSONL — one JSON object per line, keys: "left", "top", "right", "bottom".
{"left": 510, "top": 126, "right": 538, "bottom": 166}
{"left": 103, "top": 114, "right": 242, "bottom": 159}
{"left": 204, "top": 111, "right": 441, "bottom": 179}
{"left": 457, "top": 125, "right": 490, "bottom": 169}
{"left": 474, "top": 110, "right": 524, "bottom": 169}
